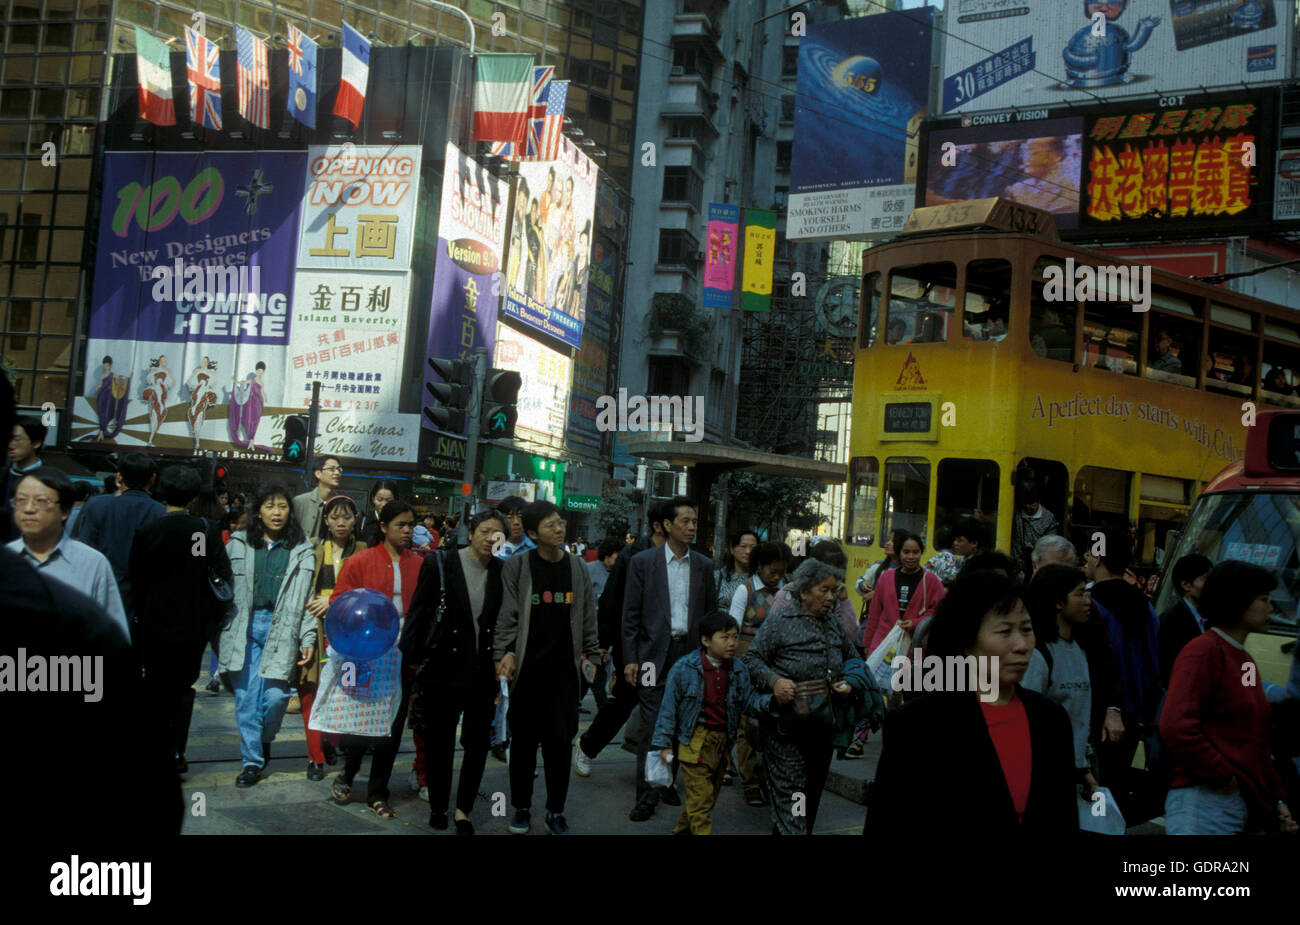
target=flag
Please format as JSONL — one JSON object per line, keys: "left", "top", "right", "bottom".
{"left": 488, "top": 66, "right": 555, "bottom": 160}
{"left": 134, "top": 27, "right": 175, "bottom": 126}
{"left": 235, "top": 27, "right": 270, "bottom": 129}
{"left": 534, "top": 79, "right": 568, "bottom": 161}
{"left": 741, "top": 209, "right": 777, "bottom": 311}
{"left": 285, "top": 22, "right": 318, "bottom": 129}
{"left": 472, "top": 54, "right": 533, "bottom": 145}
{"left": 184, "top": 26, "right": 222, "bottom": 131}
{"left": 333, "top": 21, "right": 370, "bottom": 129}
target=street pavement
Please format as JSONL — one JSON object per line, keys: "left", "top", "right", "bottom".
{"left": 180, "top": 667, "right": 868, "bottom": 836}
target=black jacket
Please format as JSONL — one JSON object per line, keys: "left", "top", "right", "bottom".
{"left": 865, "top": 688, "right": 1079, "bottom": 835}
{"left": 1157, "top": 598, "right": 1201, "bottom": 688}
{"left": 71, "top": 488, "right": 165, "bottom": 616}
{"left": 597, "top": 534, "right": 653, "bottom": 662}
{"left": 402, "top": 548, "right": 502, "bottom": 687}
{"left": 128, "top": 511, "right": 231, "bottom": 649}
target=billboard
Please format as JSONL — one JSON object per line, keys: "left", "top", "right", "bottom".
{"left": 298, "top": 145, "right": 421, "bottom": 270}
{"left": 703, "top": 203, "right": 739, "bottom": 309}
{"left": 493, "top": 322, "right": 570, "bottom": 440}
{"left": 75, "top": 150, "right": 303, "bottom": 455}
{"left": 940, "top": 0, "right": 1290, "bottom": 114}
{"left": 565, "top": 236, "right": 616, "bottom": 455}
{"left": 502, "top": 135, "right": 598, "bottom": 348}
{"left": 787, "top": 9, "right": 934, "bottom": 241}
{"left": 1275, "top": 148, "right": 1300, "bottom": 220}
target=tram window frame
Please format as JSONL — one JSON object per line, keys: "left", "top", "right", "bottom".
{"left": 1081, "top": 296, "right": 1140, "bottom": 376}
{"left": 847, "top": 456, "right": 881, "bottom": 546}
{"left": 1143, "top": 305, "right": 1200, "bottom": 388}
{"left": 1262, "top": 317, "right": 1300, "bottom": 409}
{"left": 882, "top": 457, "right": 931, "bottom": 545}
{"left": 935, "top": 458, "right": 1000, "bottom": 546}
{"left": 1136, "top": 473, "right": 1193, "bottom": 568}
{"left": 886, "top": 262, "right": 957, "bottom": 345}
{"left": 1071, "top": 465, "right": 1132, "bottom": 555}
{"left": 861, "top": 271, "right": 881, "bottom": 349}
{"left": 1205, "top": 325, "right": 1259, "bottom": 398}
{"left": 962, "top": 258, "right": 1013, "bottom": 343}
{"left": 1029, "top": 256, "right": 1075, "bottom": 362}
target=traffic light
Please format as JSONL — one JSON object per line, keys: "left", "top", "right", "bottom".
{"left": 481, "top": 368, "right": 522, "bottom": 439}
{"left": 283, "top": 414, "right": 308, "bottom": 462}
{"left": 425, "top": 357, "right": 473, "bottom": 434}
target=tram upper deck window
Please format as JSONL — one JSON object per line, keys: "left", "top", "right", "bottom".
{"left": 1262, "top": 318, "right": 1300, "bottom": 409}
{"left": 1206, "top": 305, "right": 1258, "bottom": 397}
{"left": 847, "top": 457, "right": 880, "bottom": 545}
{"left": 1030, "top": 257, "right": 1074, "bottom": 361}
{"left": 1144, "top": 291, "right": 1200, "bottom": 388}
{"left": 888, "top": 263, "right": 956, "bottom": 344}
{"left": 861, "top": 272, "right": 881, "bottom": 348}
{"left": 1082, "top": 297, "right": 1139, "bottom": 375}
{"left": 963, "top": 259, "right": 1013, "bottom": 342}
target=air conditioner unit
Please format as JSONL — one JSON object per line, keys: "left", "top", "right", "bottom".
{"left": 670, "top": 65, "right": 685, "bottom": 76}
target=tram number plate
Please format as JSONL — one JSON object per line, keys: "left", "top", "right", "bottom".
{"left": 883, "top": 402, "right": 932, "bottom": 433}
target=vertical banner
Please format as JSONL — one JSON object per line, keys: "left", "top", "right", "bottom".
{"left": 741, "top": 209, "right": 776, "bottom": 312}
{"left": 787, "top": 10, "right": 933, "bottom": 240}
{"left": 74, "top": 151, "right": 304, "bottom": 455}
{"left": 423, "top": 142, "right": 509, "bottom": 434}
{"left": 298, "top": 144, "right": 421, "bottom": 270}
{"left": 702, "top": 202, "right": 739, "bottom": 310}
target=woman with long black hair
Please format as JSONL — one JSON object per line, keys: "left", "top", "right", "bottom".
{"left": 714, "top": 528, "right": 758, "bottom": 610}
{"left": 219, "top": 482, "right": 316, "bottom": 788}
{"left": 402, "top": 509, "right": 508, "bottom": 834}
{"left": 358, "top": 479, "right": 402, "bottom": 548}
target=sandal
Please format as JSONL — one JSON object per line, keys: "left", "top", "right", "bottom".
{"left": 367, "top": 799, "right": 396, "bottom": 819}
{"left": 331, "top": 776, "right": 352, "bottom": 802}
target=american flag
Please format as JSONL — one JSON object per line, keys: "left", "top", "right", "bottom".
{"left": 490, "top": 66, "right": 554, "bottom": 160}
{"left": 286, "top": 22, "right": 306, "bottom": 75}
{"left": 185, "top": 26, "right": 222, "bottom": 131}
{"left": 236, "top": 27, "right": 270, "bottom": 129}
{"left": 534, "top": 79, "right": 568, "bottom": 162}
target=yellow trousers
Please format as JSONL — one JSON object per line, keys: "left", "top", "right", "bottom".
{"left": 672, "top": 725, "right": 729, "bottom": 835}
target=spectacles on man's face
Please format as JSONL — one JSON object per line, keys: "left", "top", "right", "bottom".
{"left": 14, "top": 494, "right": 57, "bottom": 509}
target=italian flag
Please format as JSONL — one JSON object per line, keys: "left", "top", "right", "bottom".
{"left": 472, "top": 54, "right": 533, "bottom": 144}
{"left": 135, "top": 27, "right": 176, "bottom": 126}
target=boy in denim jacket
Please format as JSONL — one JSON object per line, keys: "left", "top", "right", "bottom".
{"left": 652, "top": 611, "right": 773, "bottom": 834}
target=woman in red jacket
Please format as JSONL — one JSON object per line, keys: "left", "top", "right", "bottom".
{"left": 329, "top": 499, "right": 424, "bottom": 819}
{"left": 1160, "top": 560, "right": 1297, "bottom": 835}
{"left": 863, "top": 532, "right": 945, "bottom": 656}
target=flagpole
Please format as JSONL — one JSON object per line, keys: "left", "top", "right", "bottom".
{"left": 420, "top": 0, "right": 476, "bottom": 54}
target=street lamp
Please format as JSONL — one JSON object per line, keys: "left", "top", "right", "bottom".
{"left": 416, "top": 0, "right": 478, "bottom": 53}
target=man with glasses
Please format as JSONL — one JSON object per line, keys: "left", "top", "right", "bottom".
{"left": 293, "top": 456, "right": 343, "bottom": 544}
{"left": 8, "top": 466, "right": 127, "bottom": 639}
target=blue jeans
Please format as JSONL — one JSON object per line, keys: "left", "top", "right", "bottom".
{"left": 231, "top": 608, "right": 291, "bottom": 768}
{"left": 1165, "top": 785, "right": 1249, "bottom": 835}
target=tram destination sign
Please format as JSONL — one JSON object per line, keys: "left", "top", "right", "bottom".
{"left": 883, "top": 401, "right": 933, "bottom": 434}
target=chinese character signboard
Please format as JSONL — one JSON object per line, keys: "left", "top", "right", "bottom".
{"left": 741, "top": 210, "right": 776, "bottom": 311}
{"left": 702, "top": 203, "right": 739, "bottom": 309}
{"left": 502, "top": 135, "right": 598, "bottom": 349}
{"left": 298, "top": 145, "right": 421, "bottom": 270}
{"left": 1274, "top": 149, "right": 1300, "bottom": 220}
{"left": 74, "top": 151, "right": 304, "bottom": 456}
{"left": 787, "top": 10, "right": 933, "bottom": 241}
{"left": 940, "top": 0, "right": 1290, "bottom": 113}
{"left": 493, "top": 322, "right": 570, "bottom": 440}
{"left": 285, "top": 269, "right": 410, "bottom": 414}
{"left": 1081, "top": 93, "right": 1267, "bottom": 234}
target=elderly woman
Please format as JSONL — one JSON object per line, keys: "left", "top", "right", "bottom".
{"left": 743, "top": 558, "right": 873, "bottom": 835}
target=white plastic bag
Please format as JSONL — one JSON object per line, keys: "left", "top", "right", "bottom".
{"left": 866, "top": 624, "right": 910, "bottom": 691}
{"left": 1078, "top": 785, "right": 1126, "bottom": 835}
{"left": 645, "top": 749, "right": 673, "bottom": 788}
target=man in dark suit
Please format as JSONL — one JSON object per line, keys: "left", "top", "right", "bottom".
{"left": 129, "top": 465, "right": 231, "bottom": 773}
{"left": 622, "top": 495, "right": 715, "bottom": 821}
{"left": 72, "top": 451, "right": 164, "bottom": 619}
{"left": 1157, "top": 553, "right": 1213, "bottom": 687}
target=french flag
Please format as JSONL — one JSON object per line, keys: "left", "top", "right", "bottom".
{"left": 333, "top": 21, "right": 369, "bottom": 129}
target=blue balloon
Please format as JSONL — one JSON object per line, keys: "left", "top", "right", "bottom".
{"left": 325, "top": 589, "right": 400, "bottom": 662}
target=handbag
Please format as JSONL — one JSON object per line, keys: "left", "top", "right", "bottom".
{"left": 779, "top": 622, "right": 842, "bottom": 734}
{"left": 201, "top": 518, "right": 234, "bottom": 604}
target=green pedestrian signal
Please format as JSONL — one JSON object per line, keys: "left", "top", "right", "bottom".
{"left": 481, "top": 369, "right": 521, "bottom": 439}
{"left": 283, "top": 415, "right": 308, "bottom": 462}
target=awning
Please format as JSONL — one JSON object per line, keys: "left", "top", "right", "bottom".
{"left": 625, "top": 439, "right": 844, "bottom": 483}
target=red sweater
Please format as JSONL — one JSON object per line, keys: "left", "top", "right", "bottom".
{"left": 1159, "top": 630, "right": 1284, "bottom": 810}
{"left": 331, "top": 544, "right": 422, "bottom": 618}
{"left": 863, "top": 567, "right": 945, "bottom": 653}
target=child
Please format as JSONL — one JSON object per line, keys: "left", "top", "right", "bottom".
{"left": 652, "top": 611, "right": 773, "bottom": 835}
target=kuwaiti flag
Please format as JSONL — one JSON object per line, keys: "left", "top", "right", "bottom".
{"left": 285, "top": 22, "right": 318, "bottom": 129}
{"left": 472, "top": 54, "right": 533, "bottom": 145}
{"left": 134, "top": 27, "right": 176, "bottom": 126}
{"left": 333, "top": 21, "right": 370, "bottom": 129}
{"left": 184, "top": 26, "right": 222, "bottom": 131}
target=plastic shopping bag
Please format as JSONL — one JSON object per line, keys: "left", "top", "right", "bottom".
{"left": 866, "top": 624, "right": 910, "bottom": 692}
{"left": 645, "top": 749, "right": 673, "bottom": 788}
{"left": 490, "top": 676, "right": 510, "bottom": 748}
{"left": 1078, "top": 785, "right": 1126, "bottom": 835}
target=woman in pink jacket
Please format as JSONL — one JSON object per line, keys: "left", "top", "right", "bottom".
{"left": 863, "top": 532, "right": 945, "bottom": 654}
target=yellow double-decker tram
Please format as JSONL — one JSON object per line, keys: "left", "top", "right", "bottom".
{"left": 844, "top": 197, "right": 1300, "bottom": 609}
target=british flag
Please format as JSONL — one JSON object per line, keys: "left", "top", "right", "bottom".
{"left": 286, "top": 22, "right": 306, "bottom": 75}
{"left": 236, "top": 26, "right": 270, "bottom": 129}
{"left": 489, "top": 66, "right": 555, "bottom": 160}
{"left": 184, "top": 26, "right": 222, "bottom": 131}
